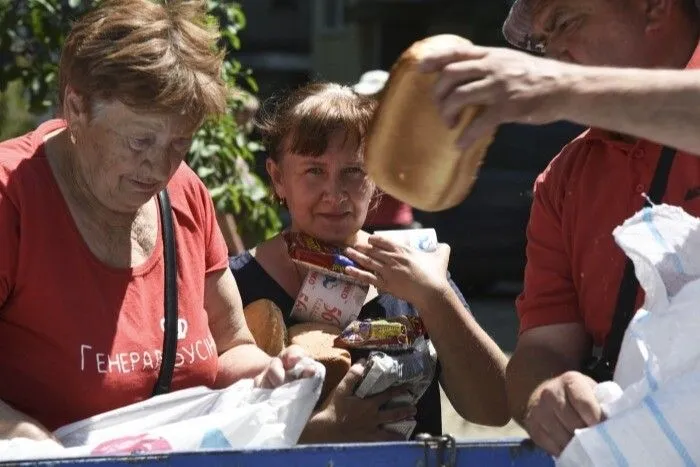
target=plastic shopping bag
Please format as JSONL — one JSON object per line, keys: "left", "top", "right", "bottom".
{"left": 0, "top": 357, "right": 325, "bottom": 461}
{"left": 558, "top": 204, "right": 700, "bottom": 467}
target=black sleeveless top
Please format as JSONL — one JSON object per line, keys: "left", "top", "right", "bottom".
{"left": 230, "top": 251, "right": 472, "bottom": 438}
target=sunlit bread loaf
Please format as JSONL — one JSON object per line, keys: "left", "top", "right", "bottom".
{"left": 364, "top": 34, "right": 495, "bottom": 211}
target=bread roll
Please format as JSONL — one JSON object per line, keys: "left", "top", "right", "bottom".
{"left": 288, "top": 322, "right": 351, "bottom": 404}
{"left": 243, "top": 299, "right": 287, "bottom": 357}
{"left": 364, "top": 34, "right": 495, "bottom": 212}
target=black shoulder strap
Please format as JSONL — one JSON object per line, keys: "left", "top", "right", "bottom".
{"left": 152, "top": 189, "right": 179, "bottom": 396}
{"left": 600, "top": 145, "right": 676, "bottom": 373}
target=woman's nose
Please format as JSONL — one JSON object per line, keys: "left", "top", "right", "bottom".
{"left": 142, "top": 148, "right": 172, "bottom": 180}
{"left": 322, "top": 176, "right": 349, "bottom": 202}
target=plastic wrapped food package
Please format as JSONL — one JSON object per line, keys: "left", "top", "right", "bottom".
{"left": 354, "top": 337, "right": 438, "bottom": 439}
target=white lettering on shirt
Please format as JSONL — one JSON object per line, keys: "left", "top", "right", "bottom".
{"left": 79, "top": 336, "right": 217, "bottom": 375}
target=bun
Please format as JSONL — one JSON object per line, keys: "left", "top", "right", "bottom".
{"left": 243, "top": 299, "right": 287, "bottom": 357}
{"left": 288, "top": 322, "right": 351, "bottom": 404}
{"left": 364, "top": 34, "right": 495, "bottom": 212}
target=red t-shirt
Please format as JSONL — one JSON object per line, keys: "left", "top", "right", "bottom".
{"left": 517, "top": 44, "right": 700, "bottom": 345}
{"left": 0, "top": 120, "right": 229, "bottom": 430}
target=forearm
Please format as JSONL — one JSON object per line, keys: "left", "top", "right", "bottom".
{"left": 213, "top": 343, "right": 272, "bottom": 388}
{"left": 558, "top": 66, "right": 700, "bottom": 155}
{"left": 416, "top": 286, "right": 509, "bottom": 426}
{"left": 506, "top": 344, "right": 579, "bottom": 426}
{"left": 0, "top": 399, "right": 55, "bottom": 441}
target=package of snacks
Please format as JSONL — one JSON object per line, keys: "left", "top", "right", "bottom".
{"left": 354, "top": 337, "right": 438, "bottom": 439}
{"left": 290, "top": 270, "right": 368, "bottom": 329}
{"left": 334, "top": 315, "right": 427, "bottom": 351}
{"left": 283, "top": 231, "right": 366, "bottom": 284}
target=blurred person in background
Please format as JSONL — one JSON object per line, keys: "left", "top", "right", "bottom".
{"left": 352, "top": 70, "right": 421, "bottom": 233}
{"left": 418, "top": 0, "right": 700, "bottom": 456}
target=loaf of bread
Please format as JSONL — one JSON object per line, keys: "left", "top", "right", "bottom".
{"left": 364, "top": 34, "right": 496, "bottom": 212}
{"left": 243, "top": 299, "right": 287, "bottom": 357}
{"left": 288, "top": 322, "right": 351, "bottom": 404}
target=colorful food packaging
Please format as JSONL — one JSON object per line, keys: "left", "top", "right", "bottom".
{"left": 290, "top": 270, "right": 369, "bottom": 329}
{"left": 283, "top": 231, "right": 366, "bottom": 284}
{"left": 373, "top": 228, "right": 439, "bottom": 252}
{"left": 354, "top": 337, "right": 438, "bottom": 439}
{"left": 334, "top": 315, "right": 427, "bottom": 351}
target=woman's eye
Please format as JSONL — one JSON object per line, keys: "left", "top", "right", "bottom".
{"left": 172, "top": 138, "right": 192, "bottom": 152}
{"left": 344, "top": 167, "right": 365, "bottom": 176}
{"left": 306, "top": 167, "right": 323, "bottom": 175}
{"left": 128, "top": 137, "right": 153, "bottom": 152}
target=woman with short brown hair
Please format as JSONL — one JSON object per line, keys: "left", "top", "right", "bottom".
{"left": 0, "top": 0, "right": 311, "bottom": 441}
{"left": 231, "top": 82, "right": 509, "bottom": 443}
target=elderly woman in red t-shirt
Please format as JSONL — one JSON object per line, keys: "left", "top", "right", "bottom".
{"left": 0, "top": 0, "right": 312, "bottom": 441}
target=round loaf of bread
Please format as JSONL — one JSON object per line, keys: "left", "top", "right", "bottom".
{"left": 288, "top": 322, "right": 351, "bottom": 404}
{"left": 364, "top": 34, "right": 496, "bottom": 212}
{"left": 243, "top": 299, "right": 287, "bottom": 357}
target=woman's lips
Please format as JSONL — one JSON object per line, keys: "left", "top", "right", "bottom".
{"left": 317, "top": 212, "right": 351, "bottom": 220}
{"left": 128, "top": 178, "right": 160, "bottom": 192}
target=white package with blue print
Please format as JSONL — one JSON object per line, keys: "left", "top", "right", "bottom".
{"left": 558, "top": 204, "right": 700, "bottom": 467}
{"left": 0, "top": 358, "right": 325, "bottom": 461}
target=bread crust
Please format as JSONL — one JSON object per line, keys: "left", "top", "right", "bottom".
{"left": 365, "top": 34, "right": 495, "bottom": 212}
{"left": 288, "top": 322, "right": 351, "bottom": 405}
{"left": 243, "top": 299, "right": 287, "bottom": 357}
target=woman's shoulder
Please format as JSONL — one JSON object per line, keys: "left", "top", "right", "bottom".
{"left": 228, "top": 238, "right": 296, "bottom": 310}
{"left": 229, "top": 249, "right": 255, "bottom": 272}
{"left": 164, "top": 164, "right": 222, "bottom": 228}
{"left": 0, "top": 121, "right": 64, "bottom": 186}
{"left": 228, "top": 249, "right": 273, "bottom": 308}
{"left": 229, "top": 236, "right": 281, "bottom": 280}
{"left": 167, "top": 163, "right": 207, "bottom": 198}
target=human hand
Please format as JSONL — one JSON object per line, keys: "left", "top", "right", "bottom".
{"left": 524, "top": 371, "right": 604, "bottom": 456}
{"left": 417, "top": 39, "right": 573, "bottom": 150}
{"left": 302, "top": 362, "right": 417, "bottom": 443}
{"left": 253, "top": 344, "right": 318, "bottom": 389}
{"left": 344, "top": 235, "right": 451, "bottom": 307}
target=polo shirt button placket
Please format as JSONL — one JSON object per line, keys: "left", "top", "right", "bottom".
{"left": 636, "top": 184, "right": 645, "bottom": 194}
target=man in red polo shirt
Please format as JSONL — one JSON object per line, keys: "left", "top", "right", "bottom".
{"left": 417, "top": 0, "right": 700, "bottom": 457}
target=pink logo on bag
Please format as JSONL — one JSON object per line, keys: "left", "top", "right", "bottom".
{"left": 91, "top": 434, "right": 172, "bottom": 455}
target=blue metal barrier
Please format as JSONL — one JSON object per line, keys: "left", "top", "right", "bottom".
{"left": 4, "top": 437, "right": 554, "bottom": 467}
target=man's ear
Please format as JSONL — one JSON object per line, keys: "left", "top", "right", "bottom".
{"left": 642, "top": 0, "right": 673, "bottom": 31}
{"left": 266, "top": 157, "right": 285, "bottom": 201}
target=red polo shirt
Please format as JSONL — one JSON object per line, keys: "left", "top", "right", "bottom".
{"left": 517, "top": 43, "right": 700, "bottom": 345}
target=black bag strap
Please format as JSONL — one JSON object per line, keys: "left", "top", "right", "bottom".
{"left": 587, "top": 145, "right": 676, "bottom": 381}
{"left": 152, "top": 189, "right": 179, "bottom": 396}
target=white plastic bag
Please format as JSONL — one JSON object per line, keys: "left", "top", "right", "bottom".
{"left": 558, "top": 204, "right": 700, "bottom": 467}
{"left": 0, "top": 358, "right": 325, "bottom": 461}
